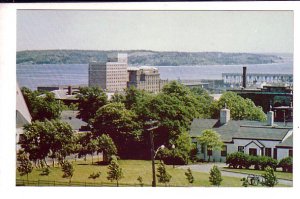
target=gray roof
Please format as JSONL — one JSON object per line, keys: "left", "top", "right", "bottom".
{"left": 16, "top": 83, "right": 32, "bottom": 128}
{"left": 60, "top": 111, "right": 87, "bottom": 131}
{"left": 276, "top": 134, "right": 293, "bottom": 148}
{"left": 16, "top": 110, "right": 30, "bottom": 128}
{"left": 190, "top": 118, "right": 292, "bottom": 142}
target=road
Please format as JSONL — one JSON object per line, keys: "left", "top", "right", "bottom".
{"left": 178, "top": 163, "right": 293, "bottom": 186}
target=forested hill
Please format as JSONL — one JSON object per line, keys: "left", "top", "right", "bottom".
{"left": 17, "top": 50, "right": 284, "bottom": 66}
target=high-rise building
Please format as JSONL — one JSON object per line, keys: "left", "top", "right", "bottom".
{"left": 127, "top": 66, "right": 168, "bottom": 93}
{"left": 89, "top": 53, "right": 128, "bottom": 92}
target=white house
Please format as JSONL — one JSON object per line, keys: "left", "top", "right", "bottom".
{"left": 190, "top": 108, "right": 293, "bottom": 162}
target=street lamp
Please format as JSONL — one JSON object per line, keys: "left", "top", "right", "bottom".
{"left": 172, "top": 144, "right": 175, "bottom": 168}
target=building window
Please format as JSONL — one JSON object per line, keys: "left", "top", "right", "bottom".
{"left": 201, "top": 145, "right": 205, "bottom": 153}
{"left": 289, "top": 149, "right": 293, "bottom": 157}
{"left": 207, "top": 145, "right": 212, "bottom": 156}
{"left": 249, "top": 148, "right": 257, "bottom": 156}
{"left": 221, "top": 145, "right": 227, "bottom": 157}
{"left": 238, "top": 146, "right": 244, "bottom": 153}
{"left": 265, "top": 148, "right": 272, "bottom": 157}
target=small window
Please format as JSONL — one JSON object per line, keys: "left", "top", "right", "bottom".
{"left": 289, "top": 149, "right": 293, "bottom": 157}
{"left": 249, "top": 148, "right": 257, "bottom": 156}
{"left": 273, "top": 148, "right": 277, "bottom": 160}
{"left": 265, "top": 148, "right": 272, "bottom": 157}
{"left": 238, "top": 146, "right": 244, "bottom": 153}
{"left": 221, "top": 145, "right": 227, "bottom": 157}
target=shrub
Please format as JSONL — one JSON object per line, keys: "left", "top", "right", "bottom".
{"left": 226, "top": 152, "right": 248, "bottom": 169}
{"left": 261, "top": 166, "right": 278, "bottom": 187}
{"left": 278, "top": 157, "right": 293, "bottom": 172}
{"left": 209, "top": 165, "right": 222, "bottom": 186}
{"left": 159, "top": 149, "right": 187, "bottom": 165}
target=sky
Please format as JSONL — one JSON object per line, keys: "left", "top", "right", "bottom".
{"left": 17, "top": 10, "right": 293, "bottom": 53}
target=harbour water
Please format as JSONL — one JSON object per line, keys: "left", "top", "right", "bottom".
{"left": 17, "top": 62, "right": 293, "bottom": 90}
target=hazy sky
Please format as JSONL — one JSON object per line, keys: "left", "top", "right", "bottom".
{"left": 17, "top": 10, "right": 293, "bottom": 53}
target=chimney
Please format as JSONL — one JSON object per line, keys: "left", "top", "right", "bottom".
{"left": 267, "top": 111, "right": 274, "bottom": 126}
{"left": 242, "top": 66, "right": 247, "bottom": 88}
{"left": 220, "top": 108, "right": 230, "bottom": 125}
{"left": 68, "top": 86, "right": 72, "bottom": 95}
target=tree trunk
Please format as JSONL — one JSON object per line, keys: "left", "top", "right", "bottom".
{"left": 117, "top": 180, "right": 119, "bottom": 187}
{"left": 91, "top": 154, "right": 93, "bottom": 164}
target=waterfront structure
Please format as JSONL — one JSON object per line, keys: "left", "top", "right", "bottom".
{"left": 89, "top": 53, "right": 128, "bottom": 92}
{"left": 127, "top": 66, "right": 168, "bottom": 93}
{"left": 190, "top": 108, "right": 293, "bottom": 162}
{"left": 222, "top": 73, "right": 293, "bottom": 87}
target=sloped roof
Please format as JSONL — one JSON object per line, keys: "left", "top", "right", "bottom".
{"left": 16, "top": 83, "right": 31, "bottom": 128}
{"left": 60, "top": 111, "right": 87, "bottom": 131}
{"left": 276, "top": 134, "right": 293, "bottom": 148}
{"left": 190, "top": 118, "right": 292, "bottom": 142}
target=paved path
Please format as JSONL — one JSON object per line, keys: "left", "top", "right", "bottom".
{"left": 178, "top": 163, "right": 292, "bottom": 186}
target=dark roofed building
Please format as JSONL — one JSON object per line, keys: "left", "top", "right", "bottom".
{"left": 60, "top": 110, "right": 88, "bottom": 132}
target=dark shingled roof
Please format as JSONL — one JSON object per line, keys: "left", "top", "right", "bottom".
{"left": 190, "top": 118, "right": 292, "bottom": 142}
{"left": 276, "top": 134, "right": 293, "bottom": 148}
{"left": 61, "top": 111, "right": 87, "bottom": 131}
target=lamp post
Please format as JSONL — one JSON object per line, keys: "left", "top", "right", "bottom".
{"left": 172, "top": 144, "right": 175, "bottom": 168}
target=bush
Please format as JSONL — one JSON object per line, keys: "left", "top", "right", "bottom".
{"left": 278, "top": 157, "right": 293, "bottom": 172}
{"left": 158, "top": 149, "right": 187, "bottom": 165}
{"left": 226, "top": 152, "right": 248, "bottom": 169}
{"left": 261, "top": 166, "right": 278, "bottom": 187}
{"left": 209, "top": 165, "right": 222, "bottom": 186}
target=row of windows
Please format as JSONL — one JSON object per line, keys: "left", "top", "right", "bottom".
{"left": 238, "top": 146, "right": 293, "bottom": 159}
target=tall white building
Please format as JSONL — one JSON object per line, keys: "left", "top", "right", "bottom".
{"left": 89, "top": 53, "right": 128, "bottom": 92}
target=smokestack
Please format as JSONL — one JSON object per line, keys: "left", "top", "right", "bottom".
{"left": 68, "top": 86, "right": 72, "bottom": 95}
{"left": 243, "top": 66, "right": 247, "bottom": 88}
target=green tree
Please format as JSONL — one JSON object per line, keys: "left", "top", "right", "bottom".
{"left": 97, "top": 134, "right": 117, "bottom": 163}
{"left": 185, "top": 168, "right": 194, "bottom": 184}
{"left": 91, "top": 102, "right": 142, "bottom": 158}
{"left": 261, "top": 166, "right": 278, "bottom": 187}
{"left": 61, "top": 160, "right": 74, "bottom": 184}
{"left": 209, "top": 92, "right": 266, "bottom": 121}
{"left": 111, "top": 93, "right": 125, "bottom": 103}
{"left": 209, "top": 165, "right": 222, "bottom": 186}
{"left": 107, "top": 156, "right": 124, "bottom": 187}
{"left": 156, "top": 162, "right": 172, "bottom": 186}
{"left": 88, "top": 171, "right": 101, "bottom": 184}
{"left": 76, "top": 86, "right": 107, "bottom": 123}
{"left": 137, "top": 176, "right": 144, "bottom": 187}
{"left": 17, "top": 150, "right": 33, "bottom": 182}
{"left": 197, "top": 129, "right": 223, "bottom": 161}
{"left": 21, "top": 87, "right": 64, "bottom": 121}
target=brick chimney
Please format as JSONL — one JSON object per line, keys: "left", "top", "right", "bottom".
{"left": 267, "top": 111, "right": 274, "bottom": 126}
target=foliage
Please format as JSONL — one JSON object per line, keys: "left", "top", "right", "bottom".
{"left": 88, "top": 171, "right": 101, "bottom": 182}
{"left": 198, "top": 129, "right": 223, "bottom": 161}
{"left": 261, "top": 167, "right": 278, "bottom": 187}
{"left": 209, "top": 165, "right": 223, "bottom": 186}
{"left": 61, "top": 160, "right": 74, "bottom": 183}
{"left": 185, "top": 168, "right": 194, "bottom": 184}
{"left": 76, "top": 86, "right": 107, "bottom": 123}
{"left": 97, "top": 134, "right": 118, "bottom": 163}
{"left": 86, "top": 139, "right": 98, "bottom": 164}
{"left": 17, "top": 50, "right": 283, "bottom": 65}
{"left": 17, "top": 150, "right": 33, "bottom": 181}
{"left": 137, "top": 176, "right": 144, "bottom": 187}
{"left": 111, "top": 93, "right": 125, "bottom": 103}
{"left": 278, "top": 157, "right": 293, "bottom": 172}
{"left": 107, "top": 156, "right": 124, "bottom": 187}
{"left": 209, "top": 92, "right": 266, "bottom": 121}
{"left": 20, "top": 119, "right": 74, "bottom": 165}
{"left": 156, "top": 162, "right": 172, "bottom": 186}
{"left": 40, "top": 167, "right": 50, "bottom": 176}
{"left": 21, "top": 87, "right": 64, "bottom": 121}
{"left": 91, "top": 102, "right": 142, "bottom": 158}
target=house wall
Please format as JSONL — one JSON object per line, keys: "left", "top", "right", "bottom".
{"left": 277, "top": 148, "right": 292, "bottom": 160}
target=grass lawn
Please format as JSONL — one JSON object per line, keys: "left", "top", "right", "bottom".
{"left": 221, "top": 167, "right": 293, "bottom": 181}
{"left": 16, "top": 158, "right": 289, "bottom": 187}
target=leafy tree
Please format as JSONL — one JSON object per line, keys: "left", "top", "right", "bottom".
{"left": 111, "top": 93, "right": 125, "bottom": 103}
{"left": 17, "top": 150, "right": 33, "bottom": 182}
{"left": 91, "top": 102, "right": 142, "bottom": 158}
{"left": 197, "top": 129, "right": 223, "bottom": 161}
{"left": 86, "top": 139, "right": 98, "bottom": 164}
{"left": 278, "top": 157, "right": 293, "bottom": 172}
{"left": 107, "top": 156, "right": 123, "bottom": 187}
{"left": 97, "top": 134, "right": 117, "bottom": 163}
{"left": 261, "top": 166, "right": 278, "bottom": 187}
{"left": 40, "top": 167, "right": 50, "bottom": 176}
{"left": 209, "top": 92, "right": 266, "bottom": 121}
{"left": 77, "top": 133, "right": 93, "bottom": 161}
{"left": 209, "top": 165, "right": 222, "bottom": 186}
{"left": 137, "top": 176, "right": 144, "bottom": 187}
{"left": 185, "top": 168, "right": 194, "bottom": 184}
{"left": 61, "top": 160, "right": 74, "bottom": 184}
{"left": 21, "top": 87, "right": 64, "bottom": 121}
{"left": 76, "top": 86, "right": 107, "bottom": 123}
{"left": 156, "top": 162, "right": 172, "bottom": 186}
